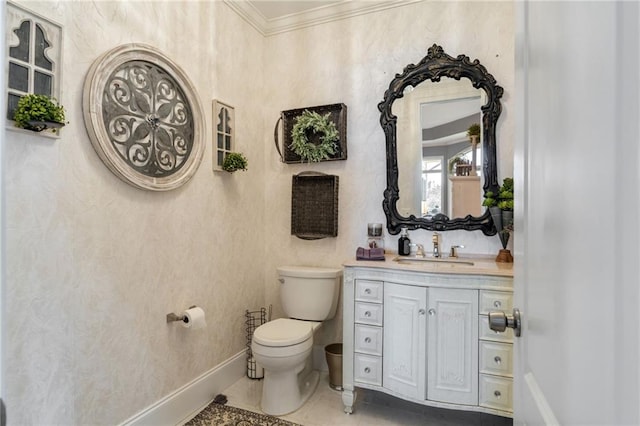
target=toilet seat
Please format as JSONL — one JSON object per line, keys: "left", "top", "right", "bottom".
{"left": 253, "top": 318, "right": 316, "bottom": 347}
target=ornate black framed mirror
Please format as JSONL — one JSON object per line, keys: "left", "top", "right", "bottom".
{"left": 379, "top": 44, "right": 503, "bottom": 235}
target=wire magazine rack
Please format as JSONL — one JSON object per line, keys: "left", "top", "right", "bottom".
{"left": 245, "top": 306, "right": 271, "bottom": 379}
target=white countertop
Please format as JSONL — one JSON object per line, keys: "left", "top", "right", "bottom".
{"left": 343, "top": 253, "right": 514, "bottom": 278}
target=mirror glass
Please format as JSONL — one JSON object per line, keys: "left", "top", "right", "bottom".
{"left": 380, "top": 45, "right": 503, "bottom": 235}
{"left": 395, "top": 78, "right": 484, "bottom": 220}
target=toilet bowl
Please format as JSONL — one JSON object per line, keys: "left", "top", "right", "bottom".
{"left": 251, "top": 266, "right": 342, "bottom": 416}
{"left": 251, "top": 318, "right": 321, "bottom": 416}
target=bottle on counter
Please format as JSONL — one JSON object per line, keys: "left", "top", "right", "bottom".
{"left": 398, "top": 227, "right": 411, "bottom": 256}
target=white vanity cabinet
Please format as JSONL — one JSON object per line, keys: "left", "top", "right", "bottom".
{"left": 353, "top": 280, "right": 384, "bottom": 386}
{"left": 342, "top": 260, "right": 513, "bottom": 418}
{"left": 478, "top": 290, "right": 514, "bottom": 412}
{"left": 427, "top": 287, "right": 479, "bottom": 405}
{"left": 383, "top": 284, "right": 478, "bottom": 405}
{"left": 383, "top": 282, "right": 427, "bottom": 399}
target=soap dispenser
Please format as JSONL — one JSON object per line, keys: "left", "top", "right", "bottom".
{"left": 398, "top": 227, "right": 411, "bottom": 256}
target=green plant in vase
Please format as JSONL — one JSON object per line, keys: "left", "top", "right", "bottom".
{"left": 467, "top": 123, "right": 480, "bottom": 138}
{"left": 222, "top": 152, "right": 248, "bottom": 173}
{"left": 467, "top": 123, "right": 481, "bottom": 174}
{"left": 486, "top": 177, "right": 514, "bottom": 263}
{"left": 449, "top": 156, "right": 471, "bottom": 175}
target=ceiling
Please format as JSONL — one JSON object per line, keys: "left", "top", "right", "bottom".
{"left": 224, "top": 0, "right": 420, "bottom": 36}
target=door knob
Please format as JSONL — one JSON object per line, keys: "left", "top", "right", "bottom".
{"left": 488, "top": 308, "right": 522, "bottom": 337}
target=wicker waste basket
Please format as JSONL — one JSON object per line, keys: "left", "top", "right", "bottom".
{"left": 325, "top": 343, "right": 343, "bottom": 391}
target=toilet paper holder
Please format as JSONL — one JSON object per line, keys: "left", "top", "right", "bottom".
{"left": 166, "top": 305, "right": 197, "bottom": 324}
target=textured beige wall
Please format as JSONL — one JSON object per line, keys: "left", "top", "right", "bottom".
{"left": 5, "top": 1, "right": 266, "bottom": 424}
{"left": 4, "top": 1, "right": 514, "bottom": 424}
{"left": 262, "top": 1, "right": 515, "bottom": 347}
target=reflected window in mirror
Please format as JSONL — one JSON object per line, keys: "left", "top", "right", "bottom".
{"left": 422, "top": 157, "right": 443, "bottom": 218}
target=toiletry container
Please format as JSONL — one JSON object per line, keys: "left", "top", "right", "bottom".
{"left": 398, "top": 227, "right": 411, "bottom": 256}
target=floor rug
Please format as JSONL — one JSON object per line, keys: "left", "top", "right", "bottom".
{"left": 185, "top": 402, "right": 302, "bottom": 426}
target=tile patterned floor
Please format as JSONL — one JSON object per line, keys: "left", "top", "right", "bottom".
{"left": 223, "top": 373, "right": 513, "bottom": 426}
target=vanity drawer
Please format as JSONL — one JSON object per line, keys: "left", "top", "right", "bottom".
{"left": 355, "top": 280, "right": 383, "bottom": 303}
{"left": 479, "top": 374, "right": 513, "bottom": 412}
{"left": 479, "top": 341, "right": 513, "bottom": 377}
{"left": 354, "top": 324, "right": 383, "bottom": 356}
{"left": 479, "top": 315, "right": 514, "bottom": 343}
{"left": 355, "top": 302, "right": 383, "bottom": 326}
{"left": 354, "top": 353, "right": 382, "bottom": 386}
{"left": 479, "top": 291, "right": 513, "bottom": 315}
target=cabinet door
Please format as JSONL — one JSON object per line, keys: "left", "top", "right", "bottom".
{"left": 427, "top": 288, "right": 478, "bottom": 405}
{"left": 383, "top": 282, "right": 427, "bottom": 399}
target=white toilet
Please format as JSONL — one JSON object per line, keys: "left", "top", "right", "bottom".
{"left": 251, "top": 265, "right": 342, "bottom": 416}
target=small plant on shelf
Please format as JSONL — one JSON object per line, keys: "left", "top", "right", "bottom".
{"left": 222, "top": 152, "right": 248, "bottom": 173}
{"left": 448, "top": 156, "right": 463, "bottom": 174}
{"left": 467, "top": 123, "right": 481, "bottom": 138}
{"left": 13, "top": 94, "right": 67, "bottom": 132}
{"left": 449, "top": 156, "right": 472, "bottom": 176}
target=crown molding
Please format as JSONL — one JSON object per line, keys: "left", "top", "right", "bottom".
{"left": 224, "top": 0, "right": 423, "bottom": 37}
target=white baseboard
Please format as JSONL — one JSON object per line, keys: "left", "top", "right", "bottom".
{"left": 120, "top": 350, "right": 246, "bottom": 426}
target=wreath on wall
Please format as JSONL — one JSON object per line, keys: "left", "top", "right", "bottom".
{"left": 289, "top": 110, "right": 339, "bottom": 162}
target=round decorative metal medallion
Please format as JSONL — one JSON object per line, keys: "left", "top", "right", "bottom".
{"left": 83, "top": 44, "right": 205, "bottom": 191}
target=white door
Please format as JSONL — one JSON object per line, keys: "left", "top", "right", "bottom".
{"left": 427, "top": 288, "right": 478, "bottom": 405}
{"left": 383, "top": 282, "right": 427, "bottom": 399}
{"left": 513, "top": 1, "right": 640, "bottom": 424}
{"left": 1, "top": 1, "right": 6, "bottom": 422}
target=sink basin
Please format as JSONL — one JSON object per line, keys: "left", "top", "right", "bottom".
{"left": 393, "top": 256, "right": 475, "bottom": 266}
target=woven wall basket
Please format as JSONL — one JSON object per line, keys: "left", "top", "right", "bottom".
{"left": 291, "top": 172, "right": 339, "bottom": 240}
{"left": 275, "top": 103, "right": 347, "bottom": 164}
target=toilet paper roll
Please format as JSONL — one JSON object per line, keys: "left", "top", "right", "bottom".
{"left": 182, "top": 306, "right": 206, "bottom": 329}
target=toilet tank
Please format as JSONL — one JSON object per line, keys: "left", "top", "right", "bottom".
{"left": 278, "top": 266, "right": 342, "bottom": 321}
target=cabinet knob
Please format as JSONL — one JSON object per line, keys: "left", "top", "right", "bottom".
{"left": 428, "top": 308, "right": 436, "bottom": 316}
{"left": 494, "top": 300, "right": 502, "bottom": 308}
{"left": 364, "top": 311, "right": 372, "bottom": 317}
{"left": 494, "top": 356, "right": 502, "bottom": 365}
{"left": 418, "top": 309, "right": 426, "bottom": 315}
{"left": 364, "top": 337, "right": 371, "bottom": 343}
{"left": 494, "top": 390, "right": 502, "bottom": 398}
{"left": 364, "top": 367, "right": 371, "bottom": 374}
{"left": 365, "top": 288, "right": 372, "bottom": 294}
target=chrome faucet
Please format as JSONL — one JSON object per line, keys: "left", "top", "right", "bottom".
{"left": 432, "top": 232, "right": 440, "bottom": 258}
{"left": 449, "top": 245, "right": 465, "bottom": 258}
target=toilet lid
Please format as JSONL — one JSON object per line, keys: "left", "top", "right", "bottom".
{"left": 253, "top": 318, "right": 313, "bottom": 347}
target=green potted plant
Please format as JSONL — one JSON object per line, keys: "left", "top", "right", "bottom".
{"left": 497, "top": 177, "right": 514, "bottom": 211}
{"left": 13, "top": 94, "right": 67, "bottom": 132}
{"left": 467, "top": 123, "right": 481, "bottom": 174}
{"left": 467, "top": 123, "right": 480, "bottom": 138}
{"left": 448, "top": 156, "right": 462, "bottom": 174}
{"left": 449, "top": 156, "right": 471, "bottom": 176}
{"left": 487, "top": 177, "right": 514, "bottom": 262}
{"left": 222, "top": 152, "right": 248, "bottom": 173}
{"left": 482, "top": 191, "right": 497, "bottom": 208}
